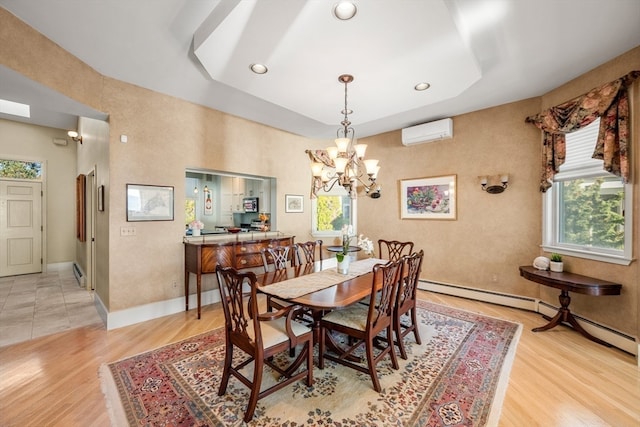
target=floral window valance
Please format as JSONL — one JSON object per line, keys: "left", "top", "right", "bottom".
{"left": 525, "top": 70, "right": 639, "bottom": 192}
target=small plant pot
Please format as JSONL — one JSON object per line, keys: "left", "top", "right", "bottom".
{"left": 549, "top": 261, "right": 563, "bottom": 272}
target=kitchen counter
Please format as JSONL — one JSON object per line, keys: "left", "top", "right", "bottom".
{"left": 183, "top": 230, "right": 285, "bottom": 244}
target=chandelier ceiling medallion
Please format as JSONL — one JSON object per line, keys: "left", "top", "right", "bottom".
{"left": 306, "top": 74, "right": 380, "bottom": 199}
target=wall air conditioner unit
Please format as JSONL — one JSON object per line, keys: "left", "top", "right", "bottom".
{"left": 401, "top": 118, "right": 453, "bottom": 146}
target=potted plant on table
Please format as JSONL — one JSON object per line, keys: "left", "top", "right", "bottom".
{"left": 549, "top": 253, "right": 563, "bottom": 272}
{"left": 189, "top": 220, "right": 204, "bottom": 237}
{"left": 336, "top": 225, "right": 354, "bottom": 274}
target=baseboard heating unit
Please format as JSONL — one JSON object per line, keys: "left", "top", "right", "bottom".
{"left": 73, "top": 262, "right": 86, "bottom": 287}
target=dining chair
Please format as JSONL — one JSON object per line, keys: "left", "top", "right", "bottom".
{"left": 215, "top": 265, "right": 314, "bottom": 422}
{"left": 393, "top": 250, "right": 424, "bottom": 359}
{"left": 262, "top": 246, "right": 312, "bottom": 333}
{"left": 378, "top": 239, "right": 414, "bottom": 261}
{"left": 294, "top": 240, "right": 323, "bottom": 266}
{"left": 318, "top": 259, "right": 403, "bottom": 392}
{"left": 261, "top": 245, "right": 294, "bottom": 273}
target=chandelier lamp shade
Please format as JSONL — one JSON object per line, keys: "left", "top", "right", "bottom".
{"left": 306, "top": 74, "right": 380, "bottom": 198}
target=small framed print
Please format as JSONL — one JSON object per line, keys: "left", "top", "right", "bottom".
{"left": 98, "top": 185, "right": 105, "bottom": 212}
{"left": 400, "top": 175, "right": 456, "bottom": 220}
{"left": 285, "top": 194, "right": 304, "bottom": 213}
{"left": 126, "top": 184, "right": 174, "bottom": 221}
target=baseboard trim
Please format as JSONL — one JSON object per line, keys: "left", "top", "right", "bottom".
{"left": 419, "top": 279, "right": 637, "bottom": 356}
{"left": 102, "top": 289, "right": 222, "bottom": 330}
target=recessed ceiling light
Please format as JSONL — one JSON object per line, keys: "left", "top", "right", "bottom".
{"left": 333, "top": 2, "right": 357, "bottom": 20}
{"left": 250, "top": 63, "right": 268, "bottom": 74}
{"left": 414, "top": 82, "right": 431, "bottom": 91}
{"left": 0, "top": 98, "right": 30, "bottom": 118}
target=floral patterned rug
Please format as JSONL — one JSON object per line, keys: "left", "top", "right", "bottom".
{"left": 100, "top": 300, "right": 521, "bottom": 426}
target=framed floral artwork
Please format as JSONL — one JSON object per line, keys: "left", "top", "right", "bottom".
{"left": 399, "top": 175, "right": 456, "bottom": 220}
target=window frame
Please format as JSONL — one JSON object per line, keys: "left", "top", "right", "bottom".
{"left": 310, "top": 186, "right": 358, "bottom": 238}
{"left": 541, "top": 121, "right": 633, "bottom": 266}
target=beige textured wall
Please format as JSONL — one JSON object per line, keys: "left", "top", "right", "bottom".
{"left": 0, "top": 119, "right": 76, "bottom": 264}
{"left": 1, "top": 7, "right": 638, "bottom": 337}
{"left": 102, "top": 78, "right": 317, "bottom": 309}
{"left": 357, "top": 98, "right": 542, "bottom": 299}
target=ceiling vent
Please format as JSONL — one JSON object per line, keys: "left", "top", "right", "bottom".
{"left": 401, "top": 118, "right": 453, "bottom": 146}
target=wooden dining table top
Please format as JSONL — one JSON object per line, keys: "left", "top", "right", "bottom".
{"left": 255, "top": 258, "right": 382, "bottom": 311}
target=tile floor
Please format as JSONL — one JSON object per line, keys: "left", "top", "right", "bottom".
{"left": 0, "top": 266, "right": 103, "bottom": 347}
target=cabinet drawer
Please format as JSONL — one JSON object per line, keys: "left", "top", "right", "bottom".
{"left": 235, "top": 254, "right": 263, "bottom": 269}
{"left": 201, "top": 245, "right": 233, "bottom": 273}
{"left": 235, "top": 242, "right": 265, "bottom": 255}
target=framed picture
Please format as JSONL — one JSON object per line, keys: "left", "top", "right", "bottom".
{"left": 97, "top": 185, "right": 105, "bottom": 212}
{"left": 285, "top": 194, "right": 304, "bottom": 213}
{"left": 203, "top": 188, "right": 213, "bottom": 215}
{"left": 76, "top": 174, "right": 86, "bottom": 241}
{"left": 126, "top": 184, "right": 174, "bottom": 221}
{"left": 399, "top": 174, "right": 457, "bottom": 220}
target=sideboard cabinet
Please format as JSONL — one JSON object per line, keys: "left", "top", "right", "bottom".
{"left": 184, "top": 235, "right": 294, "bottom": 318}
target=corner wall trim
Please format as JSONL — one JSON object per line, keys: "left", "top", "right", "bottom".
{"left": 419, "top": 279, "right": 637, "bottom": 356}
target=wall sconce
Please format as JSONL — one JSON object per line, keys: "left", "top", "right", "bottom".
{"left": 480, "top": 174, "right": 509, "bottom": 194}
{"left": 67, "top": 130, "right": 83, "bottom": 144}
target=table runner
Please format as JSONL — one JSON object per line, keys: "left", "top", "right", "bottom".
{"left": 258, "top": 257, "right": 387, "bottom": 299}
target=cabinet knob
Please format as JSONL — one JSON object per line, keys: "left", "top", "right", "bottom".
{"left": 240, "top": 247, "right": 247, "bottom": 252}
{"left": 240, "top": 259, "right": 247, "bottom": 265}
{"left": 268, "top": 244, "right": 273, "bottom": 248}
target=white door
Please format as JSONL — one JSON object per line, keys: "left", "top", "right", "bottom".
{"left": 0, "top": 180, "right": 42, "bottom": 276}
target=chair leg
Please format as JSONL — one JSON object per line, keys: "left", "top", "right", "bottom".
{"left": 387, "top": 324, "right": 399, "bottom": 370}
{"left": 365, "top": 339, "right": 381, "bottom": 392}
{"left": 410, "top": 308, "right": 422, "bottom": 345}
{"left": 243, "top": 360, "right": 264, "bottom": 422}
{"left": 394, "top": 315, "right": 408, "bottom": 360}
{"left": 217, "top": 343, "right": 232, "bottom": 395}
{"left": 306, "top": 340, "right": 314, "bottom": 386}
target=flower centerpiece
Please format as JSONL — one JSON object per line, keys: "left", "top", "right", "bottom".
{"left": 357, "top": 234, "right": 374, "bottom": 257}
{"left": 189, "top": 220, "right": 204, "bottom": 236}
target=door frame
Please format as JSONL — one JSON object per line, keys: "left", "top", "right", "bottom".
{"left": 0, "top": 156, "right": 47, "bottom": 274}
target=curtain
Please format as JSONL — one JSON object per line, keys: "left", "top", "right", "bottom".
{"left": 525, "top": 70, "right": 639, "bottom": 192}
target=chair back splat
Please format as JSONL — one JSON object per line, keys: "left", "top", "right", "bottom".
{"left": 378, "top": 239, "right": 414, "bottom": 262}
{"left": 319, "top": 259, "right": 403, "bottom": 392}
{"left": 294, "top": 240, "right": 323, "bottom": 266}
{"left": 216, "top": 265, "right": 314, "bottom": 422}
{"left": 261, "top": 245, "right": 294, "bottom": 273}
{"left": 394, "top": 250, "right": 424, "bottom": 359}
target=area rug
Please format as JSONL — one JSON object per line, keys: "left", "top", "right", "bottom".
{"left": 100, "top": 300, "right": 521, "bottom": 426}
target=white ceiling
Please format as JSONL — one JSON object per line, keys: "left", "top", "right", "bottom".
{"left": 1, "top": 0, "right": 639, "bottom": 139}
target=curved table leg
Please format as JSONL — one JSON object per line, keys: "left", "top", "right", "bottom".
{"left": 532, "top": 290, "right": 612, "bottom": 347}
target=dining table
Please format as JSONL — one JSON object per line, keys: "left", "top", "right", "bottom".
{"left": 255, "top": 257, "right": 388, "bottom": 346}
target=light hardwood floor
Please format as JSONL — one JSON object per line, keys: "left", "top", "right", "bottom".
{"left": 0, "top": 291, "right": 638, "bottom": 426}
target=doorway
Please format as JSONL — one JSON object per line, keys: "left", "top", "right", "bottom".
{"left": 0, "top": 179, "right": 43, "bottom": 276}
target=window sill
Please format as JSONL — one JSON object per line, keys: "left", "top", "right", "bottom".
{"left": 541, "top": 245, "right": 633, "bottom": 266}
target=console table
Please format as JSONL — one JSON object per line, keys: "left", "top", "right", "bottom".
{"left": 519, "top": 266, "right": 622, "bottom": 346}
{"left": 184, "top": 235, "right": 294, "bottom": 318}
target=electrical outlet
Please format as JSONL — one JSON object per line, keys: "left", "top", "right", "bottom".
{"left": 120, "top": 226, "right": 136, "bottom": 236}
{"left": 172, "top": 281, "right": 178, "bottom": 288}
{"left": 491, "top": 274, "right": 498, "bottom": 283}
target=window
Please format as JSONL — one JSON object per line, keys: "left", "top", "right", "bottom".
{"left": 0, "top": 159, "right": 42, "bottom": 180}
{"left": 542, "top": 118, "right": 632, "bottom": 265}
{"left": 311, "top": 186, "right": 357, "bottom": 237}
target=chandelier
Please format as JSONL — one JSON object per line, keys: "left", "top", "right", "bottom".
{"left": 307, "top": 74, "right": 380, "bottom": 198}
